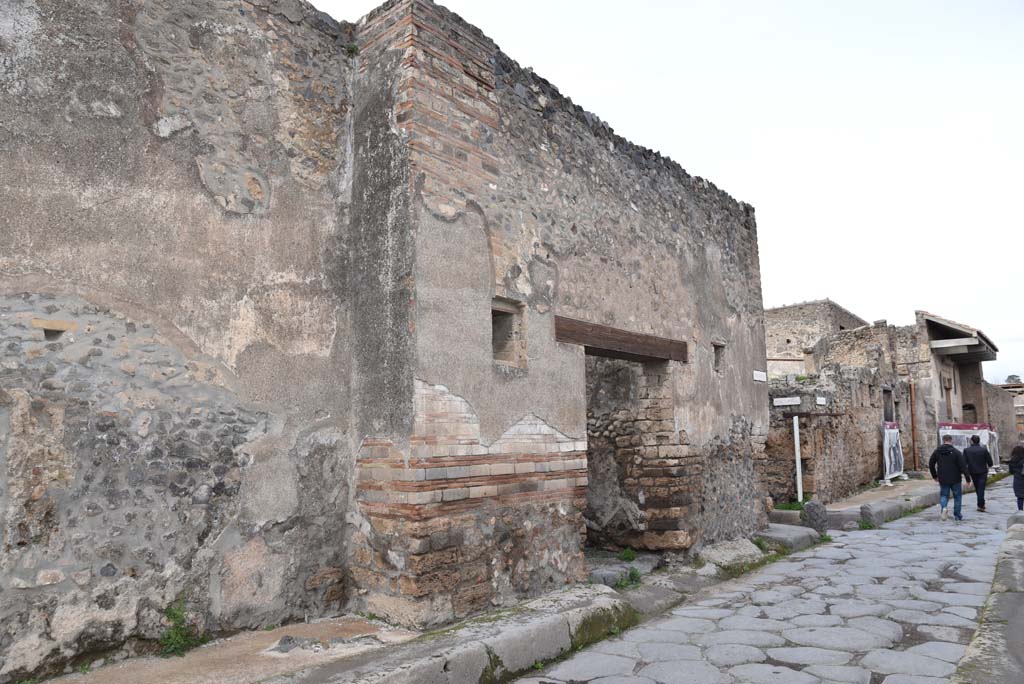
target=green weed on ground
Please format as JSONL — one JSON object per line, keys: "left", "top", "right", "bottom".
{"left": 858, "top": 519, "right": 878, "bottom": 530}
{"left": 618, "top": 548, "right": 637, "bottom": 562}
{"left": 159, "top": 601, "right": 208, "bottom": 657}
{"left": 613, "top": 567, "right": 642, "bottom": 590}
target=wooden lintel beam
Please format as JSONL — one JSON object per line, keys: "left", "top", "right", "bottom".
{"left": 554, "top": 316, "right": 687, "bottom": 363}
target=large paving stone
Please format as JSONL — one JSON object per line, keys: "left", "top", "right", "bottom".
{"left": 860, "top": 649, "right": 956, "bottom": 677}
{"left": 905, "top": 641, "right": 966, "bottom": 663}
{"left": 804, "top": 665, "right": 872, "bottom": 683}
{"left": 717, "top": 616, "right": 788, "bottom": 632}
{"left": 916, "top": 625, "right": 964, "bottom": 642}
{"left": 590, "top": 678, "right": 656, "bottom": 684}
{"left": 694, "top": 630, "right": 786, "bottom": 648}
{"left": 754, "top": 524, "right": 820, "bottom": 552}
{"left": 879, "top": 676, "right": 951, "bottom": 684}
{"left": 728, "top": 663, "right": 818, "bottom": 683}
{"left": 830, "top": 600, "right": 890, "bottom": 618}
{"left": 592, "top": 640, "right": 642, "bottom": 658}
{"left": 886, "top": 610, "right": 975, "bottom": 628}
{"left": 704, "top": 644, "right": 766, "bottom": 667}
{"left": 636, "top": 661, "right": 733, "bottom": 684}
{"left": 622, "top": 628, "right": 690, "bottom": 644}
{"left": 670, "top": 607, "right": 734, "bottom": 619}
{"left": 698, "top": 539, "right": 764, "bottom": 568}
{"left": 637, "top": 642, "right": 702, "bottom": 662}
{"left": 792, "top": 614, "right": 843, "bottom": 627}
{"left": 847, "top": 616, "right": 905, "bottom": 643}
{"left": 765, "top": 646, "right": 851, "bottom": 665}
{"left": 547, "top": 653, "right": 637, "bottom": 681}
{"left": 781, "top": 626, "right": 893, "bottom": 651}
{"left": 654, "top": 617, "right": 717, "bottom": 634}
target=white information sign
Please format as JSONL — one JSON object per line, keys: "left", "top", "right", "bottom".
{"left": 773, "top": 397, "right": 801, "bottom": 407}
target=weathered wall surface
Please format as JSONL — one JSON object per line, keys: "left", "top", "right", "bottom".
{"left": 984, "top": 382, "right": 1019, "bottom": 459}
{"left": 0, "top": 1, "right": 369, "bottom": 678}
{"left": 769, "top": 322, "right": 911, "bottom": 504}
{"left": 347, "top": 0, "right": 770, "bottom": 622}
{"left": 766, "top": 366, "right": 905, "bottom": 505}
{"left": 765, "top": 300, "right": 867, "bottom": 378}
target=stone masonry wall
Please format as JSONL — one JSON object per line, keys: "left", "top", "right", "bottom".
{"left": 769, "top": 321, "right": 912, "bottom": 504}
{"left": 766, "top": 367, "right": 904, "bottom": 505}
{"left": 765, "top": 300, "right": 868, "bottom": 378}
{"left": 584, "top": 357, "right": 700, "bottom": 551}
{"left": 984, "top": 382, "right": 1019, "bottom": 460}
{"left": 350, "top": 380, "right": 587, "bottom": 627}
{"left": 344, "top": 0, "right": 769, "bottom": 622}
{"left": 0, "top": 1, "right": 373, "bottom": 679}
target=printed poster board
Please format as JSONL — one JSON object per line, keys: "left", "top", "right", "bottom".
{"left": 882, "top": 421, "right": 904, "bottom": 480}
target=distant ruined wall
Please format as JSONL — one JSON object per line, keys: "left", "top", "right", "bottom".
{"left": 0, "top": 1, "right": 366, "bottom": 679}
{"left": 984, "top": 383, "right": 1019, "bottom": 460}
{"left": 765, "top": 301, "right": 867, "bottom": 378}
{"left": 768, "top": 322, "right": 911, "bottom": 504}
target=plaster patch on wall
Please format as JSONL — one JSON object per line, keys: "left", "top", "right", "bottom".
{"left": 0, "top": 0, "right": 40, "bottom": 95}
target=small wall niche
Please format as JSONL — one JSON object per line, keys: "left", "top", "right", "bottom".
{"left": 31, "top": 318, "right": 78, "bottom": 342}
{"left": 491, "top": 298, "right": 526, "bottom": 368}
{"left": 713, "top": 343, "right": 726, "bottom": 373}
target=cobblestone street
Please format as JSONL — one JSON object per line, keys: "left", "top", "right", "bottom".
{"left": 522, "top": 483, "right": 1014, "bottom": 684}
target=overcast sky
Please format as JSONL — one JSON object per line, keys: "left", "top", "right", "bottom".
{"left": 317, "top": 0, "right": 1024, "bottom": 382}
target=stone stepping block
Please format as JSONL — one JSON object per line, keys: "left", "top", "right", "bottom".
{"left": 781, "top": 626, "right": 893, "bottom": 651}
{"left": 765, "top": 646, "right": 852, "bottom": 665}
{"left": 804, "top": 664, "right": 873, "bottom": 683}
{"left": 547, "top": 653, "right": 635, "bottom": 681}
{"left": 754, "top": 524, "right": 820, "bottom": 552}
{"left": 729, "top": 663, "right": 818, "bottom": 683}
{"left": 860, "top": 649, "right": 956, "bottom": 678}
{"left": 704, "top": 644, "right": 766, "bottom": 667}
{"left": 637, "top": 660, "right": 732, "bottom": 684}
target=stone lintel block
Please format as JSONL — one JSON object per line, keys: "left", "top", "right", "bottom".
{"left": 490, "top": 463, "right": 515, "bottom": 476}
{"left": 441, "top": 487, "right": 470, "bottom": 502}
{"left": 469, "top": 485, "right": 498, "bottom": 499}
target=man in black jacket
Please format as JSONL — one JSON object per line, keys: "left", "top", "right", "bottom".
{"left": 929, "top": 435, "right": 970, "bottom": 521}
{"left": 964, "top": 435, "right": 994, "bottom": 511}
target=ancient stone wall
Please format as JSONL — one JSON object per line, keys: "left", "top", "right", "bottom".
{"left": 584, "top": 357, "right": 702, "bottom": 551}
{"left": 984, "top": 382, "right": 1019, "bottom": 460}
{"left": 1, "top": 0, "right": 773, "bottom": 669}
{"left": 766, "top": 366, "right": 905, "bottom": 504}
{"left": 768, "top": 321, "right": 912, "bottom": 504}
{"left": 1, "top": 1, "right": 367, "bottom": 679}
{"left": 765, "top": 300, "right": 868, "bottom": 377}
{"left": 347, "top": 0, "right": 769, "bottom": 620}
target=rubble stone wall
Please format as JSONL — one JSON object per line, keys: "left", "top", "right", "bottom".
{"left": 766, "top": 300, "right": 867, "bottom": 377}
{"left": 0, "top": 1, "right": 366, "bottom": 679}
{"left": 984, "top": 382, "right": 1019, "bottom": 460}
{"left": 1, "top": 0, "right": 772, "bottom": 668}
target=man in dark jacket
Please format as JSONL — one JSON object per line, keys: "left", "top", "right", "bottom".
{"left": 929, "top": 435, "right": 970, "bottom": 521}
{"left": 964, "top": 435, "right": 994, "bottom": 512}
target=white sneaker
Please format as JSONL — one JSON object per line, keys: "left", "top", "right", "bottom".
{"left": 940, "top": 507, "right": 948, "bottom": 521}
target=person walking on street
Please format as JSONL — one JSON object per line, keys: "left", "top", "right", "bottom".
{"left": 1009, "top": 445, "right": 1024, "bottom": 512}
{"left": 929, "top": 434, "right": 970, "bottom": 521}
{"left": 964, "top": 435, "right": 994, "bottom": 511}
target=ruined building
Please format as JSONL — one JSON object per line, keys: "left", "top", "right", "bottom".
{"left": 0, "top": 0, "right": 770, "bottom": 677}
{"left": 764, "top": 304, "right": 1015, "bottom": 504}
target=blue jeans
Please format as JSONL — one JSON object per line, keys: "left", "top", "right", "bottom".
{"left": 940, "top": 483, "right": 963, "bottom": 520}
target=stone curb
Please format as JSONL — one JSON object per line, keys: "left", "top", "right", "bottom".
{"left": 753, "top": 523, "right": 819, "bottom": 552}
{"left": 954, "top": 515, "right": 1024, "bottom": 683}
{"left": 263, "top": 585, "right": 639, "bottom": 684}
